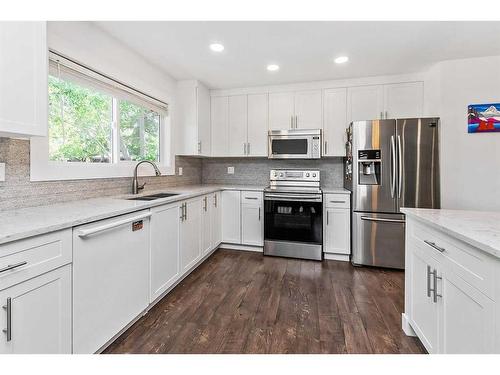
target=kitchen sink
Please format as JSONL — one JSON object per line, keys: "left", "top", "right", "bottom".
{"left": 128, "top": 192, "right": 179, "bottom": 201}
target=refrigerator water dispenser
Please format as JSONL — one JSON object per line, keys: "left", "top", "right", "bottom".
{"left": 358, "top": 149, "right": 381, "bottom": 185}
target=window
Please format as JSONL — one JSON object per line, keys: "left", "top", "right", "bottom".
{"left": 31, "top": 51, "right": 173, "bottom": 181}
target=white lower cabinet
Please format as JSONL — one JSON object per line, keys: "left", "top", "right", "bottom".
{"left": 323, "top": 193, "right": 351, "bottom": 259}
{"left": 405, "top": 217, "right": 499, "bottom": 353}
{"left": 180, "top": 197, "right": 202, "bottom": 273}
{"left": 211, "top": 192, "right": 222, "bottom": 248}
{"left": 150, "top": 203, "right": 180, "bottom": 302}
{"left": 241, "top": 192, "right": 263, "bottom": 246}
{"left": 222, "top": 190, "right": 241, "bottom": 244}
{"left": 201, "top": 195, "right": 212, "bottom": 255}
{"left": 0, "top": 265, "right": 72, "bottom": 354}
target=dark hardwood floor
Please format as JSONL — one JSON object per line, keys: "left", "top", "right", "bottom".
{"left": 104, "top": 249, "right": 426, "bottom": 354}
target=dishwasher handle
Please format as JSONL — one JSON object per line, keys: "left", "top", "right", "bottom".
{"left": 77, "top": 212, "right": 152, "bottom": 238}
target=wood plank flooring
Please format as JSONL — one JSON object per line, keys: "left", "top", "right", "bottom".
{"left": 103, "top": 249, "right": 426, "bottom": 354}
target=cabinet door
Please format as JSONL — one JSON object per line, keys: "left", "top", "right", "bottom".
{"left": 180, "top": 198, "right": 202, "bottom": 273}
{"left": 294, "top": 90, "right": 322, "bottom": 129}
{"left": 228, "top": 95, "right": 248, "bottom": 157}
{"left": 323, "top": 88, "right": 347, "bottom": 156}
{"left": 383, "top": 82, "right": 423, "bottom": 119}
{"left": 0, "top": 265, "right": 71, "bottom": 354}
{"left": 408, "top": 245, "right": 439, "bottom": 353}
{"left": 247, "top": 93, "right": 268, "bottom": 156}
{"left": 439, "top": 270, "right": 495, "bottom": 353}
{"left": 197, "top": 84, "right": 211, "bottom": 156}
{"left": 211, "top": 192, "right": 222, "bottom": 248}
{"left": 201, "top": 195, "right": 212, "bottom": 255}
{"left": 222, "top": 190, "right": 241, "bottom": 244}
{"left": 347, "top": 85, "right": 384, "bottom": 123}
{"left": 0, "top": 22, "right": 47, "bottom": 137}
{"left": 241, "top": 204, "right": 263, "bottom": 246}
{"left": 269, "top": 92, "right": 294, "bottom": 130}
{"left": 211, "top": 96, "right": 229, "bottom": 156}
{"left": 324, "top": 207, "right": 350, "bottom": 255}
{"left": 150, "top": 204, "right": 180, "bottom": 302}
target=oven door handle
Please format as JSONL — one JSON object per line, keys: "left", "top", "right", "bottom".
{"left": 264, "top": 193, "right": 322, "bottom": 202}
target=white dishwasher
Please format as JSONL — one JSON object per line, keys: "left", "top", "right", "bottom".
{"left": 73, "top": 210, "right": 151, "bottom": 354}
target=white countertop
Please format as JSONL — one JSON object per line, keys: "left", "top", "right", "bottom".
{"left": 0, "top": 184, "right": 265, "bottom": 246}
{"left": 401, "top": 208, "right": 500, "bottom": 259}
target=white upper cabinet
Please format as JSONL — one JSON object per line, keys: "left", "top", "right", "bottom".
{"left": 323, "top": 88, "right": 347, "bottom": 157}
{"left": 0, "top": 22, "right": 47, "bottom": 138}
{"left": 294, "top": 90, "right": 322, "bottom": 129}
{"left": 383, "top": 82, "right": 424, "bottom": 119}
{"left": 269, "top": 90, "right": 322, "bottom": 130}
{"left": 210, "top": 96, "right": 229, "bottom": 156}
{"left": 269, "top": 92, "right": 295, "bottom": 130}
{"left": 177, "top": 80, "right": 211, "bottom": 156}
{"left": 247, "top": 93, "right": 268, "bottom": 156}
{"left": 228, "top": 95, "right": 248, "bottom": 157}
{"left": 347, "top": 85, "right": 384, "bottom": 123}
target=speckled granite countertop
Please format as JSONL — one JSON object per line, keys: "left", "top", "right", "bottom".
{"left": 402, "top": 208, "right": 500, "bottom": 259}
{"left": 0, "top": 184, "right": 265, "bottom": 245}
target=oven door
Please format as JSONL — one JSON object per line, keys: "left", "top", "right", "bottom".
{"left": 264, "top": 196, "right": 323, "bottom": 244}
{"left": 268, "top": 135, "right": 312, "bottom": 159}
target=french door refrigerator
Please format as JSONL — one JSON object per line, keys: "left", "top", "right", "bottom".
{"left": 344, "top": 118, "right": 440, "bottom": 269}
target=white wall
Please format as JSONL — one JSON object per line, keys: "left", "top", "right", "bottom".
{"left": 427, "top": 56, "right": 500, "bottom": 211}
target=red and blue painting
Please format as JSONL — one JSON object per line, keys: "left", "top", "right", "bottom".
{"left": 468, "top": 103, "right": 500, "bottom": 133}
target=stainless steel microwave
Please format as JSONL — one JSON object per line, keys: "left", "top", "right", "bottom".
{"left": 268, "top": 129, "right": 322, "bottom": 159}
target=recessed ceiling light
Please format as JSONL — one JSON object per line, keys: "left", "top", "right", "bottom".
{"left": 209, "top": 43, "right": 224, "bottom": 52}
{"left": 267, "top": 64, "right": 280, "bottom": 72}
{"left": 334, "top": 56, "right": 349, "bottom": 64}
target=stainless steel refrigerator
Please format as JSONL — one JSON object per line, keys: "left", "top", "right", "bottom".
{"left": 344, "top": 118, "right": 440, "bottom": 269}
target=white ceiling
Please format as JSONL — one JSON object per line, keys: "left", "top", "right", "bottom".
{"left": 94, "top": 21, "right": 500, "bottom": 89}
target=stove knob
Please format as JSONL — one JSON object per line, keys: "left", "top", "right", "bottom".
{"left": 312, "top": 173, "right": 317, "bottom": 178}
{"left": 306, "top": 173, "right": 310, "bottom": 177}
{"left": 279, "top": 173, "right": 284, "bottom": 178}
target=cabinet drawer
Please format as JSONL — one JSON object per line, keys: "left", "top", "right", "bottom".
{"left": 411, "top": 221, "right": 494, "bottom": 299}
{"left": 241, "top": 191, "right": 263, "bottom": 205}
{"left": 325, "top": 193, "right": 350, "bottom": 208}
{"left": 0, "top": 229, "right": 72, "bottom": 291}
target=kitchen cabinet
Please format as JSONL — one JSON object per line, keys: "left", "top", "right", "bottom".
{"left": 0, "top": 265, "right": 71, "bottom": 354}
{"left": 247, "top": 93, "right": 268, "bottom": 156}
{"left": 211, "top": 96, "right": 229, "bottom": 156}
{"left": 176, "top": 80, "right": 211, "bottom": 156}
{"left": 0, "top": 21, "right": 47, "bottom": 138}
{"left": 269, "top": 90, "right": 322, "bottom": 130}
{"left": 323, "top": 88, "right": 347, "bottom": 156}
{"left": 222, "top": 190, "right": 241, "bottom": 244}
{"left": 383, "top": 82, "right": 423, "bottom": 119}
{"left": 241, "top": 191, "right": 263, "bottom": 246}
{"left": 150, "top": 203, "right": 180, "bottom": 302}
{"left": 179, "top": 197, "right": 202, "bottom": 273}
{"left": 228, "top": 95, "right": 248, "bottom": 157}
{"left": 201, "top": 195, "right": 212, "bottom": 255}
{"left": 347, "top": 85, "right": 384, "bottom": 122}
{"left": 211, "top": 191, "right": 222, "bottom": 248}
{"left": 323, "top": 193, "right": 351, "bottom": 259}
{"left": 404, "top": 216, "right": 499, "bottom": 354}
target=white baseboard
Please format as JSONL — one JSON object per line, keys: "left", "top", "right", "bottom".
{"left": 220, "top": 243, "right": 263, "bottom": 252}
{"left": 401, "top": 313, "right": 416, "bottom": 336}
{"left": 324, "top": 253, "right": 350, "bottom": 262}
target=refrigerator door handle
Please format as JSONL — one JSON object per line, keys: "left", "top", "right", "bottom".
{"left": 397, "top": 135, "right": 403, "bottom": 199}
{"left": 390, "top": 135, "right": 396, "bottom": 198}
{"left": 360, "top": 216, "right": 406, "bottom": 224}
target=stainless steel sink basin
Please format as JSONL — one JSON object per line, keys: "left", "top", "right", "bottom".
{"left": 128, "top": 192, "right": 179, "bottom": 201}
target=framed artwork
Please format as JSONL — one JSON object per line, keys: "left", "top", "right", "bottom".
{"left": 468, "top": 103, "right": 500, "bottom": 133}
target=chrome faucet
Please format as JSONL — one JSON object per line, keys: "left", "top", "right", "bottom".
{"left": 132, "top": 160, "right": 162, "bottom": 194}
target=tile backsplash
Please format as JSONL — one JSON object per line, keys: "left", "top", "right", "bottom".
{"left": 0, "top": 138, "right": 201, "bottom": 211}
{"left": 202, "top": 157, "right": 344, "bottom": 187}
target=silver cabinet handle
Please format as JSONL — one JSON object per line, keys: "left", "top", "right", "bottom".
{"left": 0, "top": 261, "right": 28, "bottom": 274}
{"left": 243, "top": 143, "right": 247, "bottom": 155}
{"left": 380, "top": 111, "right": 384, "bottom": 119}
{"left": 245, "top": 197, "right": 258, "bottom": 200}
{"left": 433, "top": 270, "right": 442, "bottom": 303}
{"left": 325, "top": 141, "right": 328, "bottom": 155}
{"left": 77, "top": 212, "right": 152, "bottom": 237}
{"left": 424, "top": 240, "right": 445, "bottom": 253}
{"left": 180, "top": 204, "right": 184, "bottom": 221}
{"left": 326, "top": 211, "right": 329, "bottom": 225}
{"left": 397, "top": 135, "right": 403, "bottom": 198}
{"left": 214, "top": 194, "right": 218, "bottom": 208}
{"left": 330, "top": 200, "right": 345, "bottom": 204}
{"left": 290, "top": 115, "right": 294, "bottom": 129}
{"left": 258, "top": 207, "right": 261, "bottom": 221}
{"left": 385, "top": 111, "right": 388, "bottom": 119}
{"left": 204, "top": 196, "right": 208, "bottom": 212}
{"left": 427, "top": 265, "right": 432, "bottom": 297}
{"left": 390, "top": 135, "right": 396, "bottom": 198}
{"left": 198, "top": 141, "right": 202, "bottom": 153}
{"left": 2, "top": 297, "right": 11, "bottom": 342}
{"left": 247, "top": 143, "right": 250, "bottom": 155}
{"left": 184, "top": 203, "right": 188, "bottom": 221}
{"left": 360, "top": 216, "right": 405, "bottom": 224}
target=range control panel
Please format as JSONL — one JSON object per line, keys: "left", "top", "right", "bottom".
{"left": 269, "top": 169, "right": 320, "bottom": 182}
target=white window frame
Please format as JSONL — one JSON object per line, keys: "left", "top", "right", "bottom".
{"left": 30, "top": 51, "right": 175, "bottom": 181}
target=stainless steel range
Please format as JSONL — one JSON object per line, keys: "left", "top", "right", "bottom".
{"left": 264, "top": 169, "right": 323, "bottom": 261}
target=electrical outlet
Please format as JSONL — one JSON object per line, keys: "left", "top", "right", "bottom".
{"left": 0, "top": 163, "right": 4, "bottom": 182}
{"left": 227, "top": 166, "right": 235, "bottom": 174}
{"left": 178, "top": 167, "right": 183, "bottom": 176}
